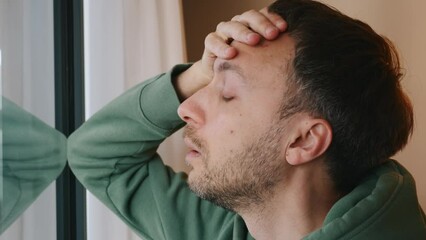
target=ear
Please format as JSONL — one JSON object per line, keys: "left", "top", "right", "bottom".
{"left": 285, "top": 118, "right": 332, "bottom": 166}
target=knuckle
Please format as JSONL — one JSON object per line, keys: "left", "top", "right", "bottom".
{"left": 211, "top": 44, "right": 224, "bottom": 55}
{"left": 245, "top": 9, "right": 257, "bottom": 16}
{"left": 237, "top": 28, "right": 249, "bottom": 38}
{"left": 259, "top": 7, "right": 269, "bottom": 14}
{"left": 204, "top": 32, "right": 215, "bottom": 45}
{"left": 216, "top": 21, "right": 226, "bottom": 31}
{"left": 231, "top": 15, "right": 240, "bottom": 21}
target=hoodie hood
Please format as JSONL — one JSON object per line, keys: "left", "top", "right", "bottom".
{"left": 305, "top": 160, "right": 426, "bottom": 240}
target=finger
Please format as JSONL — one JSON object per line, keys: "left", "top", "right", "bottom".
{"left": 201, "top": 35, "right": 237, "bottom": 81}
{"left": 260, "top": 8, "right": 287, "bottom": 32}
{"left": 216, "top": 21, "right": 261, "bottom": 46}
{"left": 204, "top": 32, "right": 238, "bottom": 59}
{"left": 236, "top": 9, "right": 281, "bottom": 40}
{"left": 231, "top": 14, "right": 241, "bottom": 22}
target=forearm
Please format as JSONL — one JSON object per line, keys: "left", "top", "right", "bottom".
{"left": 68, "top": 64, "right": 190, "bottom": 198}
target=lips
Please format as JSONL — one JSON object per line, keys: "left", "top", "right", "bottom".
{"left": 183, "top": 138, "right": 202, "bottom": 164}
{"left": 183, "top": 138, "right": 200, "bottom": 152}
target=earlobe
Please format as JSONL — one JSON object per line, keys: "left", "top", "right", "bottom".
{"left": 285, "top": 119, "right": 332, "bottom": 166}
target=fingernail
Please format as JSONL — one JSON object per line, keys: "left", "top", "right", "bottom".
{"left": 266, "top": 27, "right": 278, "bottom": 37}
{"left": 277, "top": 21, "right": 287, "bottom": 31}
{"left": 246, "top": 33, "right": 259, "bottom": 42}
{"left": 225, "top": 47, "right": 235, "bottom": 57}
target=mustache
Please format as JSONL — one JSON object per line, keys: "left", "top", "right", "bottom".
{"left": 183, "top": 126, "right": 206, "bottom": 153}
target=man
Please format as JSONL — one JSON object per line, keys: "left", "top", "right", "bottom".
{"left": 68, "top": 0, "right": 426, "bottom": 239}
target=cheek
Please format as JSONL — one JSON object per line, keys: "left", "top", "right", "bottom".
{"left": 214, "top": 113, "right": 246, "bottom": 138}
{"left": 211, "top": 109, "right": 272, "bottom": 146}
{"left": 205, "top": 107, "right": 271, "bottom": 156}
{"left": 203, "top": 116, "right": 244, "bottom": 158}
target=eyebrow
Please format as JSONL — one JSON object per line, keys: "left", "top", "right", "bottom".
{"left": 216, "top": 61, "right": 247, "bottom": 81}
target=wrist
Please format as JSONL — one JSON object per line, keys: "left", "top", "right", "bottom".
{"left": 173, "top": 61, "right": 210, "bottom": 101}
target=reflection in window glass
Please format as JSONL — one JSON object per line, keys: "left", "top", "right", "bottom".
{"left": 0, "top": 1, "right": 65, "bottom": 240}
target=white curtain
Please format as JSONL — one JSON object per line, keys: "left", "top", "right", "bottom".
{"left": 0, "top": 0, "right": 56, "bottom": 240}
{"left": 83, "top": 0, "right": 188, "bottom": 239}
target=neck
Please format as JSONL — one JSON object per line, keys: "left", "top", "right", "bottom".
{"left": 238, "top": 162, "right": 340, "bottom": 240}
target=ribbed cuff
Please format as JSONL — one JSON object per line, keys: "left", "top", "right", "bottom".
{"left": 139, "top": 64, "right": 192, "bottom": 131}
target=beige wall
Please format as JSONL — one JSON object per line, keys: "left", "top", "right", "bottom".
{"left": 182, "top": 0, "right": 426, "bottom": 208}
{"left": 182, "top": 0, "right": 273, "bottom": 62}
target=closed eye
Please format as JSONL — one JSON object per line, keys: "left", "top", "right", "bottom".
{"left": 222, "top": 95, "right": 234, "bottom": 102}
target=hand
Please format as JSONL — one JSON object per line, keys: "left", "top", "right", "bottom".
{"left": 203, "top": 8, "right": 287, "bottom": 76}
{"left": 174, "top": 8, "right": 287, "bottom": 101}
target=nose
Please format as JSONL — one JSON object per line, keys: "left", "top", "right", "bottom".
{"left": 177, "top": 89, "right": 207, "bottom": 128}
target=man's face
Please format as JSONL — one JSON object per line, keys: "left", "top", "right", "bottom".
{"left": 178, "top": 34, "right": 296, "bottom": 211}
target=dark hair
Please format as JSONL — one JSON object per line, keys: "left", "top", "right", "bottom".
{"left": 269, "top": 0, "right": 414, "bottom": 193}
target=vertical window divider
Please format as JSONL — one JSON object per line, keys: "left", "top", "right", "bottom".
{"left": 54, "top": 0, "right": 86, "bottom": 239}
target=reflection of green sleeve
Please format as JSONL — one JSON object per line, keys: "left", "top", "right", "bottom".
{"left": 0, "top": 97, "right": 67, "bottom": 234}
{"left": 68, "top": 64, "right": 254, "bottom": 240}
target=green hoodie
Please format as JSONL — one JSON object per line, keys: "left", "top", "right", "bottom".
{"left": 68, "top": 65, "right": 426, "bottom": 240}
{"left": 1, "top": 98, "right": 67, "bottom": 233}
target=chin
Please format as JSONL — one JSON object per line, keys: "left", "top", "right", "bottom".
{"left": 186, "top": 171, "right": 207, "bottom": 196}
{"left": 186, "top": 170, "right": 198, "bottom": 188}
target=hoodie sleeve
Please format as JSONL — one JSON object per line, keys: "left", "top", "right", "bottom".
{"left": 1, "top": 97, "right": 67, "bottom": 233}
{"left": 67, "top": 64, "right": 247, "bottom": 240}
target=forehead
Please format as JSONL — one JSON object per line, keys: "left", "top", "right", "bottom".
{"left": 215, "top": 34, "right": 295, "bottom": 87}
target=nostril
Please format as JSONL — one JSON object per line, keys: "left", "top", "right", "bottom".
{"left": 180, "top": 111, "right": 196, "bottom": 125}
{"left": 183, "top": 115, "right": 191, "bottom": 122}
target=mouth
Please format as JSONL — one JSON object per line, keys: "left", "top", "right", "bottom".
{"left": 183, "top": 138, "right": 202, "bottom": 165}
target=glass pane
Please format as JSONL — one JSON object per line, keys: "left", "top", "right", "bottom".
{"left": 0, "top": 0, "right": 65, "bottom": 239}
